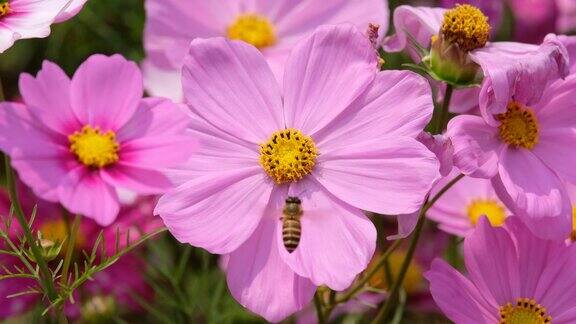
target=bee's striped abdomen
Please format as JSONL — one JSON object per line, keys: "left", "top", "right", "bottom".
{"left": 282, "top": 218, "right": 301, "bottom": 253}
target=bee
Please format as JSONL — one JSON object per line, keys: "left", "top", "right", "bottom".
{"left": 281, "top": 197, "right": 303, "bottom": 253}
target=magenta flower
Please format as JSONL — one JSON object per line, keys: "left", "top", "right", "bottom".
{"left": 427, "top": 171, "right": 510, "bottom": 237}
{"left": 0, "top": 0, "right": 77, "bottom": 53}
{"left": 155, "top": 25, "right": 440, "bottom": 321}
{"left": 426, "top": 216, "right": 576, "bottom": 323}
{"left": 557, "top": 0, "right": 576, "bottom": 33}
{"left": 447, "top": 70, "right": 576, "bottom": 240}
{"left": 0, "top": 55, "right": 196, "bottom": 225}
{"left": 383, "top": 4, "right": 570, "bottom": 120}
{"left": 143, "top": 0, "right": 389, "bottom": 101}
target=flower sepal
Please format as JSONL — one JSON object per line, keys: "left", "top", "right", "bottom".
{"left": 422, "top": 33, "right": 483, "bottom": 87}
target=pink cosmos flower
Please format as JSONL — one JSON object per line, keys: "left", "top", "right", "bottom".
{"left": 447, "top": 70, "right": 576, "bottom": 240}
{"left": 155, "top": 25, "right": 440, "bottom": 321}
{"left": 426, "top": 216, "right": 576, "bottom": 323}
{"left": 0, "top": 54, "right": 196, "bottom": 226}
{"left": 143, "top": 0, "right": 389, "bottom": 101}
{"left": 427, "top": 171, "right": 510, "bottom": 237}
{"left": 54, "top": 0, "right": 88, "bottom": 23}
{"left": 383, "top": 5, "right": 570, "bottom": 119}
{"left": 0, "top": 0, "right": 78, "bottom": 53}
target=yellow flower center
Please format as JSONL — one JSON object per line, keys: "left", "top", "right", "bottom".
{"left": 227, "top": 14, "right": 276, "bottom": 49}
{"left": 69, "top": 126, "right": 120, "bottom": 168}
{"left": 498, "top": 101, "right": 540, "bottom": 150}
{"left": 259, "top": 128, "right": 318, "bottom": 184}
{"left": 0, "top": 3, "right": 11, "bottom": 17}
{"left": 368, "top": 251, "right": 423, "bottom": 295}
{"left": 467, "top": 199, "right": 506, "bottom": 226}
{"left": 441, "top": 4, "right": 490, "bottom": 52}
{"left": 499, "top": 298, "right": 552, "bottom": 324}
{"left": 39, "top": 218, "right": 86, "bottom": 249}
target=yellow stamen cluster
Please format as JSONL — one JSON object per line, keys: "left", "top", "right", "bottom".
{"left": 441, "top": 4, "right": 490, "bottom": 52}
{"left": 69, "top": 126, "right": 120, "bottom": 168}
{"left": 0, "top": 2, "right": 10, "bottom": 17}
{"left": 227, "top": 14, "right": 276, "bottom": 49}
{"left": 467, "top": 199, "right": 506, "bottom": 226}
{"left": 498, "top": 101, "right": 540, "bottom": 150}
{"left": 259, "top": 128, "right": 318, "bottom": 184}
{"left": 499, "top": 298, "right": 552, "bottom": 324}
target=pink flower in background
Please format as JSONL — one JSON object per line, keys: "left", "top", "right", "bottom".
{"left": 0, "top": 0, "right": 80, "bottom": 53}
{"left": 143, "top": 0, "right": 389, "bottom": 101}
{"left": 427, "top": 171, "right": 510, "bottom": 237}
{"left": 155, "top": 25, "right": 440, "bottom": 321}
{"left": 0, "top": 55, "right": 196, "bottom": 226}
{"left": 426, "top": 216, "right": 576, "bottom": 323}
{"left": 383, "top": 5, "right": 570, "bottom": 119}
{"left": 447, "top": 71, "right": 576, "bottom": 240}
{"left": 557, "top": 0, "right": 576, "bottom": 33}
{"left": 509, "top": 0, "right": 558, "bottom": 44}
{"left": 55, "top": 0, "right": 89, "bottom": 22}
{"left": 0, "top": 257, "right": 37, "bottom": 319}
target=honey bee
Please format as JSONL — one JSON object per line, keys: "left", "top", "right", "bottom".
{"left": 281, "top": 197, "right": 303, "bottom": 253}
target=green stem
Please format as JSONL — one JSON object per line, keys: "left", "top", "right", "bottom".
{"left": 371, "top": 174, "right": 464, "bottom": 323}
{"left": 4, "top": 158, "right": 58, "bottom": 301}
{"left": 314, "top": 292, "right": 326, "bottom": 324}
{"left": 434, "top": 84, "right": 453, "bottom": 134}
{"left": 60, "top": 214, "right": 81, "bottom": 287}
{"left": 335, "top": 240, "right": 401, "bottom": 304}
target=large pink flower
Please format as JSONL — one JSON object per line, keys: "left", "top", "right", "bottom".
{"left": 0, "top": 0, "right": 78, "bottom": 53}
{"left": 143, "top": 0, "right": 389, "bottom": 101}
{"left": 155, "top": 25, "right": 440, "bottom": 321}
{"left": 426, "top": 216, "right": 576, "bottom": 323}
{"left": 0, "top": 55, "right": 196, "bottom": 225}
{"left": 383, "top": 5, "right": 570, "bottom": 119}
{"left": 447, "top": 71, "right": 576, "bottom": 240}
{"left": 427, "top": 170, "right": 510, "bottom": 237}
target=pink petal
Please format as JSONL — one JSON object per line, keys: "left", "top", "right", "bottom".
{"left": 117, "top": 98, "right": 196, "bottom": 169}
{"left": 166, "top": 116, "right": 258, "bottom": 184}
{"left": 58, "top": 167, "right": 120, "bottom": 226}
{"left": 227, "top": 192, "right": 316, "bottom": 323}
{"left": 4, "top": 0, "right": 69, "bottom": 39}
{"left": 144, "top": 0, "right": 235, "bottom": 69}
{"left": 283, "top": 24, "right": 378, "bottom": 135}
{"left": 446, "top": 115, "right": 504, "bottom": 178}
{"left": 141, "top": 60, "right": 183, "bottom": 102}
{"left": 19, "top": 60, "right": 81, "bottom": 134}
{"left": 279, "top": 179, "right": 376, "bottom": 291}
{"left": 417, "top": 132, "right": 454, "bottom": 177}
{"left": 315, "top": 137, "right": 440, "bottom": 215}
{"left": 273, "top": 0, "right": 389, "bottom": 40}
{"left": 498, "top": 148, "right": 572, "bottom": 240}
{"left": 315, "top": 70, "right": 434, "bottom": 148}
{"left": 182, "top": 37, "right": 283, "bottom": 144}
{"left": 0, "top": 102, "right": 71, "bottom": 201}
{"left": 382, "top": 5, "right": 446, "bottom": 60}
{"left": 388, "top": 210, "right": 419, "bottom": 240}
{"left": 101, "top": 163, "right": 172, "bottom": 195}
{"left": 54, "top": 0, "right": 88, "bottom": 22}
{"left": 155, "top": 168, "right": 272, "bottom": 254}
{"left": 558, "top": 35, "right": 576, "bottom": 73}
{"left": 425, "top": 259, "right": 498, "bottom": 324}
{"left": 535, "top": 74, "right": 576, "bottom": 130}
{"left": 70, "top": 54, "right": 142, "bottom": 131}
{"left": 464, "top": 218, "right": 520, "bottom": 306}
{"left": 0, "top": 26, "right": 18, "bottom": 53}
{"left": 470, "top": 35, "right": 570, "bottom": 123}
